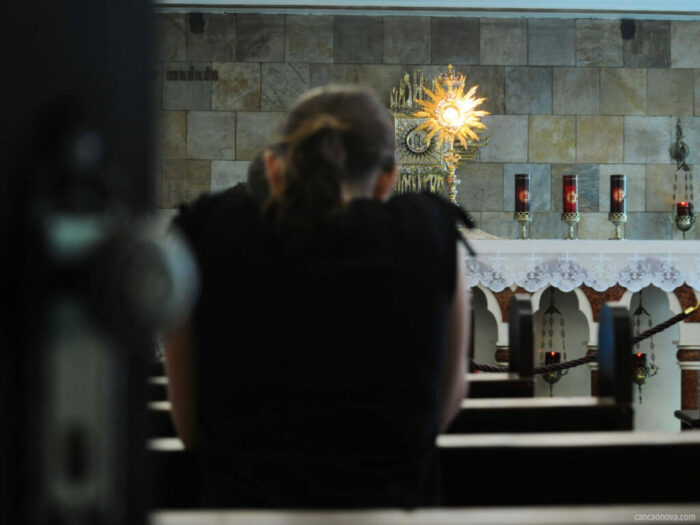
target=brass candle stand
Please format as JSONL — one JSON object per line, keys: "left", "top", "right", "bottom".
{"left": 561, "top": 212, "right": 580, "bottom": 240}
{"left": 608, "top": 212, "right": 627, "bottom": 240}
{"left": 514, "top": 211, "right": 532, "bottom": 239}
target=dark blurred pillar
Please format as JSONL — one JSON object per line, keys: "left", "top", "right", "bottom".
{"left": 1, "top": 2, "right": 153, "bottom": 524}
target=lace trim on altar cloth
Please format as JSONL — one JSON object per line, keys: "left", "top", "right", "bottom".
{"left": 464, "top": 240, "right": 700, "bottom": 292}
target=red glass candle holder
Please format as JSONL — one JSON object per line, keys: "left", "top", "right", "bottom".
{"left": 544, "top": 351, "right": 561, "bottom": 365}
{"left": 515, "top": 173, "right": 531, "bottom": 213}
{"left": 677, "top": 201, "right": 693, "bottom": 217}
{"left": 610, "top": 175, "right": 626, "bottom": 214}
{"left": 563, "top": 175, "right": 578, "bottom": 214}
{"left": 633, "top": 353, "right": 647, "bottom": 369}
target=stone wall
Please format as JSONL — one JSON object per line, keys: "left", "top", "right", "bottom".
{"left": 153, "top": 12, "right": 700, "bottom": 239}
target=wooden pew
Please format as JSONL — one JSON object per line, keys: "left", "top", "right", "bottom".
{"left": 446, "top": 303, "right": 633, "bottom": 433}
{"left": 148, "top": 433, "right": 700, "bottom": 510}
{"left": 150, "top": 504, "right": 700, "bottom": 524}
{"left": 674, "top": 410, "right": 700, "bottom": 430}
{"left": 439, "top": 431, "right": 700, "bottom": 506}
{"left": 467, "top": 294, "right": 535, "bottom": 399}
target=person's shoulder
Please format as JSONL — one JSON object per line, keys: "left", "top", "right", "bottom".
{"left": 387, "top": 192, "right": 464, "bottom": 231}
{"left": 172, "top": 184, "right": 258, "bottom": 241}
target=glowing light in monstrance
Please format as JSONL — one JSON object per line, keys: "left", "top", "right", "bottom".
{"left": 413, "top": 68, "right": 489, "bottom": 150}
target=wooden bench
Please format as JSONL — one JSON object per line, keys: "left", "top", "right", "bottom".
{"left": 446, "top": 302, "right": 633, "bottom": 433}
{"left": 439, "top": 431, "right": 700, "bottom": 506}
{"left": 150, "top": 504, "right": 700, "bottom": 524}
{"left": 467, "top": 295, "right": 535, "bottom": 399}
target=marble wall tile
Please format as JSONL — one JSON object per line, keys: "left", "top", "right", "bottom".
{"left": 186, "top": 14, "right": 236, "bottom": 61}
{"left": 599, "top": 164, "right": 646, "bottom": 212}
{"left": 161, "top": 160, "right": 211, "bottom": 208}
{"left": 553, "top": 67, "right": 599, "bottom": 115}
{"left": 480, "top": 18, "right": 527, "bottom": 66}
{"left": 528, "top": 19, "right": 576, "bottom": 66}
{"left": 480, "top": 211, "right": 519, "bottom": 239}
{"left": 623, "top": 20, "right": 671, "bottom": 68}
{"left": 187, "top": 111, "right": 236, "bottom": 160}
{"left": 645, "top": 164, "right": 696, "bottom": 212}
{"left": 696, "top": 70, "right": 700, "bottom": 116}
{"left": 286, "top": 15, "right": 333, "bottom": 63}
{"left": 155, "top": 111, "right": 186, "bottom": 159}
{"left": 531, "top": 212, "right": 569, "bottom": 239}
{"left": 503, "top": 163, "right": 552, "bottom": 212}
{"left": 578, "top": 213, "right": 612, "bottom": 240}
{"left": 624, "top": 116, "right": 671, "bottom": 164}
{"left": 235, "top": 112, "right": 287, "bottom": 160}
{"left": 383, "top": 17, "right": 430, "bottom": 64}
{"left": 505, "top": 67, "right": 552, "bottom": 115}
{"left": 576, "top": 19, "right": 622, "bottom": 67}
{"left": 212, "top": 62, "right": 260, "bottom": 111}
{"left": 674, "top": 117, "right": 699, "bottom": 165}
{"left": 551, "top": 164, "right": 600, "bottom": 212}
{"left": 309, "top": 64, "right": 405, "bottom": 109}
{"left": 671, "top": 21, "right": 700, "bottom": 68}
{"left": 236, "top": 14, "right": 285, "bottom": 62}
{"left": 479, "top": 115, "right": 528, "bottom": 162}
{"left": 155, "top": 14, "right": 186, "bottom": 61}
{"left": 334, "top": 16, "right": 382, "bottom": 64}
{"left": 460, "top": 66, "right": 505, "bottom": 115}
{"left": 647, "top": 69, "right": 694, "bottom": 116}
{"left": 626, "top": 212, "right": 673, "bottom": 240}
{"left": 600, "top": 68, "right": 647, "bottom": 116}
{"left": 162, "top": 62, "right": 212, "bottom": 110}
{"left": 529, "top": 116, "right": 576, "bottom": 164}
{"left": 211, "top": 160, "right": 251, "bottom": 193}
{"left": 457, "top": 163, "right": 503, "bottom": 212}
{"left": 576, "top": 116, "right": 623, "bottom": 164}
{"left": 262, "top": 63, "right": 310, "bottom": 111}
{"left": 431, "top": 17, "right": 480, "bottom": 65}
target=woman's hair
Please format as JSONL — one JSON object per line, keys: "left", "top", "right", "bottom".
{"left": 272, "top": 86, "right": 395, "bottom": 238}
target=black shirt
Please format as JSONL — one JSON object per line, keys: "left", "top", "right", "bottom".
{"left": 173, "top": 189, "right": 460, "bottom": 508}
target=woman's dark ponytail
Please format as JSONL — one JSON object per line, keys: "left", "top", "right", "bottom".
{"left": 270, "top": 86, "right": 395, "bottom": 247}
{"left": 275, "top": 114, "right": 348, "bottom": 237}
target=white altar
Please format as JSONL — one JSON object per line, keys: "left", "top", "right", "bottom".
{"left": 465, "top": 240, "right": 700, "bottom": 293}
{"left": 464, "top": 240, "right": 700, "bottom": 431}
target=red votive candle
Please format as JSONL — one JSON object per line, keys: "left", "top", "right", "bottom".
{"left": 633, "top": 353, "right": 647, "bottom": 369}
{"left": 610, "top": 174, "right": 626, "bottom": 213}
{"left": 563, "top": 175, "right": 578, "bottom": 213}
{"left": 515, "top": 173, "right": 531, "bottom": 212}
{"left": 544, "top": 351, "right": 561, "bottom": 365}
{"left": 677, "top": 201, "right": 693, "bottom": 217}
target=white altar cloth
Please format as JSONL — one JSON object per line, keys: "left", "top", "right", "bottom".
{"left": 464, "top": 240, "right": 700, "bottom": 293}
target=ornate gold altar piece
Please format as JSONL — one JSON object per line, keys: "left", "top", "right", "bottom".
{"left": 391, "top": 67, "right": 488, "bottom": 202}
{"left": 413, "top": 65, "right": 489, "bottom": 206}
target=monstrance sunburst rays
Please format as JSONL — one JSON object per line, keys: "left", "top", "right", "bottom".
{"left": 412, "top": 66, "right": 489, "bottom": 206}
{"left": 414, "top": 80, "right": 489, "bottom": 150}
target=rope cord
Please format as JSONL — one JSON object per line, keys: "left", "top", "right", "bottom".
{"left": 471, "top": 304, "right": 699, "bottom": 374}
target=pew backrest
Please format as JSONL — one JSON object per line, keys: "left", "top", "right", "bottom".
{"left": 598, "top": 304, "right": 632, "bottom": 404}
{"left": 508, "top": 294, "right": 533, "bottom": 378}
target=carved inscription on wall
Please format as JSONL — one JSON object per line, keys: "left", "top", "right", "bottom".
{"left": 166, "top": 66, "right": 218, "bottom": 81}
